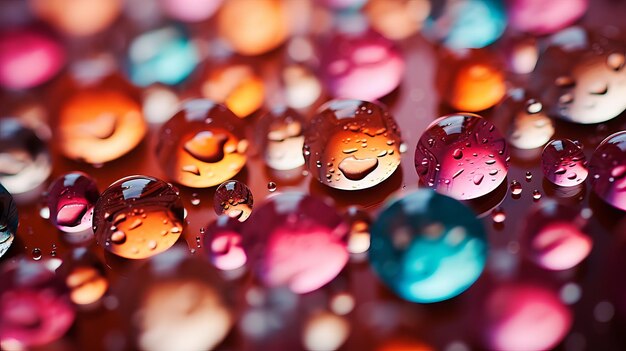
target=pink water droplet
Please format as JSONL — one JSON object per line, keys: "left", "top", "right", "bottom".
{"left": 589, "top": 131, "right": 626, "bottom": 211}
{"left": 414, "top": 114, "right": 509, "bottom": 200}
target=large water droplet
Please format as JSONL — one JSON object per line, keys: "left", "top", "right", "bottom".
{"left": 542, "top": 139, "right": 588, "bottom": 187}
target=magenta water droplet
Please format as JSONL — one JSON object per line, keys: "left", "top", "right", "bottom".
{"left": 589, "top": 131, "right": 626, "bottom": 211}
{"left": 204, "top": 216, "right": 246, "bottom": 271}
{"left": 242, "top": 193, "right": 349, "bottom": 294}
{"left": 47, "top": 172, "right": 99, "bottom": 234}
{"left": 414, "top": 113, "right": 510, "bottom": 200}
{"left": 542, "top": 139, "right": 588, "bottom": 187}
{"left": 214, "top": 180, "right": 253, "bottom": 222}
{"left": 510, "top": 180, "right": 523, "bottom": 196}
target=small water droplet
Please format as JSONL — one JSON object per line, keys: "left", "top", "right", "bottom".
{"left": 510, "top": 180, "right": 522, "bottom": 196}
{"left": 147, "top": 240, "right": 157, "bottom": 250}
{"left": 268, "top": 182, "right": 277, "bottom": 192}
{"left": 190, "top": 193, "right": 200, "bottom": 206}
{"left": 492, "top": 207, "right": 506, "bottom": 223}
{"left": 111, "top": 231, "right": 127, "bottom": 244}
{"left": 532, "top": 189, "right": 542, "bottom": 200}
{"left": 473, "top": 174, "right": 484, "bottom": 185}
{"left": 525, "top": 171, "right": 532, "bottom": 181}
{"left": 32, "top": 248, "right": 42, "bottom": 260}
{"left": 452, "top": 149, "right": 463, "bottom": 159}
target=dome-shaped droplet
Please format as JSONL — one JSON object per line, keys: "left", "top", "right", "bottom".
{"left": 320, "top": 30, "right": 404, "bottom": 101}
{"left": 156, "top": 100, "right": 248, "bottom": 188}
{"left": 522, "top": 200, "right": 592, "bottom": 271}
{"left": 414, "top": 113, "right": 510, "bottom": 200}
{"left": 58, "top": 89, "right": 147, "bottom": 165}
{"left": 505, "top": 99, "right": 555, "bottom": 150}
{"left": 214, "top": 180, "right": 253, "bottom": 222}
{"left": 200, "top": 63, "right": 265, "bottom": 118}
{"left": 268, "top": 182, "right": 277, "bottom": 192}
{"left": 447, "top": 61, "right": 506, "bottom": 112}
{"left": 46, "top": 172, "right": 99, "bottom": 234}
{"left": 256, "top": 107, "right": 306, "bottom": 171}
{"left": 0, "top": 258, "right": 75, "bottom": 347}
{"left": 369, "top": 189, "right": 488, "bottom": 303}
{"left": 541, "top": 139, "right": 588, "bottom": 187}
{"left": 57, "top": 248, "right": 108, "bottom": 306}
{"left": 203, "top": 216, "right": 246, "bottom": 271}
{"left": 242, "top": 193, "right": 349, "bottom": 294}
{"left": 304, "top": 100, "right": 402, "bottom": 190}
{"left": 0, "top": 183, "right": 17, "bottom": 258}
{"left": 589, "top": 131, "right": 626, "bottom": 211}
{"left": 532, "top": 189, "right": 542, "bottom": 200}
{"left": 510, "top": 180, "right": 523, "bottom": 197}
{"left": 0, "top": 118, "right": 51, "bottom": 195}
{"left": 492, "top": 207, "right": 506, "bottom": 223}
{"left": 93, "top": 175, "right": 184, "bottom": 259}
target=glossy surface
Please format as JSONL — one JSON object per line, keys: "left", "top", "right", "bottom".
{"left": 370, "top": 189, "right": 488, "bottom": 303}
{"left": 203, "top": 216, "right": 246, "bottom": 271}
{"left": 200, "top": 63, "right": 265, "bottom": 118}
{"left": 256, "top": 107, "right": 306, "bottom": 171}
{"left": 304, "top": 100, "right": 402, "bottom": 190}
{"left": 242, "top": 193, "right": 349, "bottom": 294}
{"left": 156, "top": 100, "right": 248, "bottom": 188}
{"left": 414, "top": 113, "right": 510, "bottom": 200}
{"left": 507, "top": 0, "right": 588, "bottom": 35}
{"left": 92, "top": 175, "right": 184, "bottom": 259}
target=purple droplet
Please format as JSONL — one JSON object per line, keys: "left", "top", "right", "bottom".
{"left": 589, "top": 131, "right": 626, "bottom": 211}
{"left": 542, "top": 139, "right": 588, "bottom": 187}
{"left": 47, "top": 172, "right": 99, "bottom": 234}
{"left": 414, "top": 113, "right": 510, "bottom": 200}
{"left": 510, "top": 180, "right": 523, "bottom": 197}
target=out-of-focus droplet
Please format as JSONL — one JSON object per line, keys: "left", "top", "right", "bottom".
{"left": 267, "top": 182, "right": 277, "bottom": 192}
{"left": 482, "top": 284, "right": 572, "bottom": 351}
{"left": 200, "top": 63, "right": 265, "bottom": 118}
{"left": 507, "top": 0, "right": 588, "bottom": 35}
{"left": 0, "top": 118, "right": 51, "bottom": 195}
{"left": 242, "top": 193, "right": 349, "bottom": 294}
{"left": 93, "top": 175, "right": 184, "bottom": 259}
{"left": 344, "top": 207, "right": 371, "bottom": 256}
{"left": 510, "top": 180, "right": 522, "bottom": 197}
{"left": 0, "top": 184, "right": 17, "bottom": 258}
{"left": 305, "top": 100, "right": 402, "bottom": 190}
{"left": 550, "top": 53, "right": 626, "bottom": 124}
{"left": 0, "top": 28, "right": 65, "bottom": 89}
{"left": 204, "top": 216, "right": 246, "bottom": 271}
{"left": 507, "top": 37, "right": 539, "bottom": 74}
{"left": 57, "top": 248, "right": 108, "bottom": 306}
{"left": 156, "top": 100, "right": 247, "bottom": 188}
{"left": 159, "top": 0, "right": 223, "bottom": 22}
{"left": 282, "top": 64, "right": 322, "bottom": 110}
{"left": 365, "top": 0, "right": 430, "bottom": 40}
{"left": 532, "top": 189, "right": 542, "bottom": 200}
{"left": 142, "top": 85, "right": 180, "bottom": 124}
{"left": 320, "top": 30, "right": 405, "bottom": 101}
{"left": 28, "top": 0, "right": 121, "bottom": 36}
{"left": 0, "top": 258, "right": 75, "bottom": 348}
{"left": 128, "top": 26, "right": 199, "bottom": 86}
{"left": 217, "top": 0, "right": 288, "bottom": 56}
{"left": 492, "top": 207, "right": 506, "bottom": 223}
{"left": 508, "top": 100, "right": 555, "bottom": 149}
{"left": 542, "top": 139, "right": 588, "bottom": 187}
{"left": 31, "top": 247, "right": 42, "bottom": 260}
{"left": 423, "top": 0, "right": 507, "bottom": 49}
{"left": 119, "top": 247, "right": 233, "bottom": 351}
{"left": 46, "top": 172, "right": 99, "bottom": 234}
{"left": 302, "top": 311, "right": 350, "bottom": 351}
{"left": 589, "top": 131, "right": 626, "bottom": 211}
{"left": 370, "top": 189, "right": 488, "bottom": 303}
{"left": 214, "top": 180, "right": 253, "bottom": 222}
{"left": 522, "top": 201, "right": 592, "bottom": 270}
{"left": 414, "top": 113, "right": 509, "bottom": 200}
{"left": 526, "top": 171, "right": 533, "bottom": 181}
{"left": 448, "top": 61, "right": 506, "bottom": 112}
{"left": 190, "top": 193, "right": 200, "bottom": 206}
{"left": 256, "top": 107, "right": 306, "bottom": 171}
{"left": 329, "top": 292, "right": 355, "bottom": 316}
{"left": 58, "top": 89, "right": 147, "bottom": 165}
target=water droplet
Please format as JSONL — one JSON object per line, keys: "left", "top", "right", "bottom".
{"left": 190, "top": 193, "right": 200, "bottom": 206}
{"left": 268, "top": 182, "right": 277, "bottom": 192}
{"left": 32, "top": 248, "right": 42, "bottom": 260}
{"left": 214, "top": 180, "right": 253, "bottom": 222}
{"left": 532, "top": 190, "right": 542, "bottom": 200}
{"left": 304, "top": 100, "right": 402, "bottom": 190}
{"left": 542, "top": 139, "right": 588, "bottom": 187}
{"left": 588, "top": 131, "right": 626, "bottom": 211}
{"left": 415, "top": 113, "right": 509, "bottom": 200}
{"left": 492, "top": 207, "right": 506, "bottom": 223}
{"left": 525, "top": 171, "right": 532, "bottom": 181}
{"left": 257, "top": 107, "right": 306, "bottom": 170}
{"left": 510, "top": 180, "right": 522, "bottom": 196}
